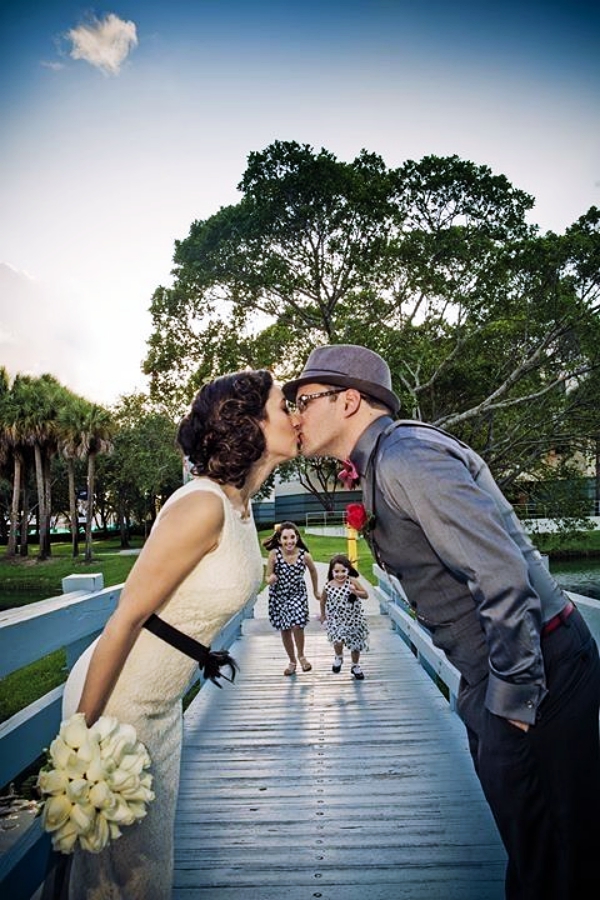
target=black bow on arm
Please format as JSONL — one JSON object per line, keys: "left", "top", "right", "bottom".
{"left": 143, "top": 614, "right": 239, "bottom": 687}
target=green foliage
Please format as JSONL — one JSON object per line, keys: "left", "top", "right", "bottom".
{"left": 518, "top": 458, "right": 598, "bottom": 550}
{"left": 0, "top": 374, "right": 184, "bottom": 564}
{"left": 144, "top": 140, "right": 600, "bottom": 497}
{"left": 105, "top": 392, "right": 182, "bottom": 534}
{"left": 145, "top": 140, "right": 403, "bottom": 407}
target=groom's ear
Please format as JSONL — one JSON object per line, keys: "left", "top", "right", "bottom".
{"left": 342, "top": 388, "right": 363, "bottom": 416}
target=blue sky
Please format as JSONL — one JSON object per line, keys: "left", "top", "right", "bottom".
{"left": 1, "top": 1, "right": 598, "bottom": 405}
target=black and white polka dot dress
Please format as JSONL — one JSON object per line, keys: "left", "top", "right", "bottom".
{"left": 324, "top": 578, "right": 369, "bottom": 651}
{"left": 268, "top": 547, "right": 310, "bottom": 631}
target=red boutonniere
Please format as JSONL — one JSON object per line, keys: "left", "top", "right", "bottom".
{"left": 338, "top": 459, "right": 360, "bottom": 490}
{"left": 345, "top": 502, "right": 375, "bottom": 536}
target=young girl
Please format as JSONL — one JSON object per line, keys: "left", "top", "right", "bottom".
{"left": 321, "top": 554, "right": 369, "bottom": 680}
{"left": 264, "top": 522, "right": 320, "bottom": 675}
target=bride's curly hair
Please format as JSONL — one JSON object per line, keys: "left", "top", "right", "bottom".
{"left": 177, "top": 370, "right": 273, "bottom": 488}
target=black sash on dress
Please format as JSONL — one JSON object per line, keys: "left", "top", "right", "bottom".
{"left": 142, "top": 614, "right": 239, "bottom": 686}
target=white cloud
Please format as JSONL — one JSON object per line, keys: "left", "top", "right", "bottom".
{"left": 41, "top": 60, "right": 65, "bottom": 72}
{"left": 66, "top": 13, "right": 138, "bottom": 76}
{"left": 0, "top": 263, "right": 94, "bottom": 397}
{"left": 0, "top": 262, "right": 150, "bottom": 405}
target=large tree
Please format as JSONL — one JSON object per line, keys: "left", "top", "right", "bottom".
{"left": 144, "top": 141, "right": 403, "bottom": 410}
{"left": 104, "top": 393, "right": 182, "bottom": 546}
{"left": 145, "top": 141, "right": 600, "bottom": 491}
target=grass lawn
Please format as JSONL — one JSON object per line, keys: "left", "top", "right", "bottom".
{"left": 0, "top": 536, "right": 144, "bottom": 608}
{"left": 258, "top": 528, "right": 379, "bottom": 583}
{"left": 531, "top": 529, "right": 600, "bottom": 556}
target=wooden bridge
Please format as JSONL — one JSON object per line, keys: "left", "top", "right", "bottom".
{"left": 173, "top": 564, "right": 506, "bottom": 899}
{"left": 3, "top": 564, "right": 600, "bottom": 899}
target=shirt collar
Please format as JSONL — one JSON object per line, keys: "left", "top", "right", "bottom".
{"left": 350, "top": 415, "right": 394, "bottom": 477}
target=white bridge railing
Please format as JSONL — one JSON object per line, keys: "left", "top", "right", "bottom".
{"left": 373, "top": 564, "right": 600, "bottom": 712}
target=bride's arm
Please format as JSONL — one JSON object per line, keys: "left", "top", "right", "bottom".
{"left": 76, "top": 490, "right": 225, "bottom": 725}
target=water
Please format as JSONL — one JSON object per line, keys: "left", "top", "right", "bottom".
{"left": 549, "top": 559, "right": 600, "bottom": 601}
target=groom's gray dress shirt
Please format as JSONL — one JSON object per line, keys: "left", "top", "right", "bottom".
{"left": 350, "top": 416, "right": 569, "bottom": 727}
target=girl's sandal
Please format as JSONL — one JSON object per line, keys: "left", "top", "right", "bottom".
{"left": 284, "top": 662, "right": 297, "bottom": 676}
{"left": 299, "top": 656, "right": 312, "bottom": 672}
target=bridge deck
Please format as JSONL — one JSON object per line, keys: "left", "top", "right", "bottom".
{"left": 173, "top": 568, "right": 506, "bottom": 899}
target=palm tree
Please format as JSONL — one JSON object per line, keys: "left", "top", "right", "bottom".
{"left": 11, "top": 374, "right": 63, "bottom": 559}
{"left": 57, "top": 394, "right": 91, "bottom": 557}
{"left": 2, "top": 374, "right": 37, "bottom": 557}
{"left": 81, "top": 404, "right": 114, "bottom": 562}
{"left": 0, "top": 368, "right": 15, "bottom": 554}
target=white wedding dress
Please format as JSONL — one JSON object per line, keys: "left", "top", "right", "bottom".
{"left": 61, "top": 477, "right": 263, "bottom": 900}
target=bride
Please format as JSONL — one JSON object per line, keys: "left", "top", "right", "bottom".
{"left": 57, "top": 369, "right": 298, "bottom": 899}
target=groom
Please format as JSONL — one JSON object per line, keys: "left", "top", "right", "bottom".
{"left": 283, "top": 343, "right": 600, "bottom": 900}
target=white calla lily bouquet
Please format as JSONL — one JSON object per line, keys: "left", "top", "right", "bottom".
{"left": 37, "top": 712, "right": 155, "bottom": 854}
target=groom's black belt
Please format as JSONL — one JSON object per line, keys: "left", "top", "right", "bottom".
{"left": 541, "top": 601, "right": 575, "bottom": 638}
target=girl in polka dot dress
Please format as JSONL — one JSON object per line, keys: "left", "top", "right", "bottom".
{"left": 264, "top": 522, "right": 320, "bottom": 675}
{"left": 320, "top": 554, "right": 369, "bottom": 679}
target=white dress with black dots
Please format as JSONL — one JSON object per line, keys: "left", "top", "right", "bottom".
{"left": 268, "top": 547, "right": 311, "bottom": 630}
{"left": 324, "top": 578, "right": 369, "bottom": 651}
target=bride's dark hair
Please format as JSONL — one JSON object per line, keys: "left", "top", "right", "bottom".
{"left": 177, "top": 370, "right": 273, "bottom": 488}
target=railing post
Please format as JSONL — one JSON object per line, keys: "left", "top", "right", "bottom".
{"left": 61, "top": 573, "right": 104, "bottom": 593}
{"left": 61, "top": 575, "right": 106, "bottom": 669}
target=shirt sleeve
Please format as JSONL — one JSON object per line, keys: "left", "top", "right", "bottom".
{"left": 378, "top": 437, "right": 547, "bottom": 724}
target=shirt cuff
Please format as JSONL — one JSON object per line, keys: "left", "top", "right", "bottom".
{"left": 485, "top": 672, "right": 548, "bottom": 725}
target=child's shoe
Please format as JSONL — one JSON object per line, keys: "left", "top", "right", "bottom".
{"left": 332, "top": 655, "right": 343, "bottom": 673}
{"left": 351, "top": 664, "right": 365, "bottom": 680}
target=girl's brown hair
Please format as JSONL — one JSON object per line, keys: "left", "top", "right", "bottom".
{"left": 327, "top": 554, "right": 359, "bottom": 581}
{"left": 263, "top": 521, "right": 310, "bottom": 552}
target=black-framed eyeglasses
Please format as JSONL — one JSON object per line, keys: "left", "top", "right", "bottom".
{"left": 288, "top": 388, "right": 346, "bottom": 414}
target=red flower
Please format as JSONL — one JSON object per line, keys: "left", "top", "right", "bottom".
{"left": 345, "top": 502, "right": 372, "bottom": 533}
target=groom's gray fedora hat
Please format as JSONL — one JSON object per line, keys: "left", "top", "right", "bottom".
{"left": 283, "top": 344, "right": 400, "bottom": 415}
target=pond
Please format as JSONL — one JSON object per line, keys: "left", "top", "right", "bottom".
{"left": 549, "top": 559, "right": 600, "bottom": 601}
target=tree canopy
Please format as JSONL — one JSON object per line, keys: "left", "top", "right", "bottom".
{"left": 144, "top": 140, "right": 600, "bottom": 495}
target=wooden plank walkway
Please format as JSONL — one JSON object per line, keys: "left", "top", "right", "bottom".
{"left": 173, "top": 565, "right": 506, "bottom": 899}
